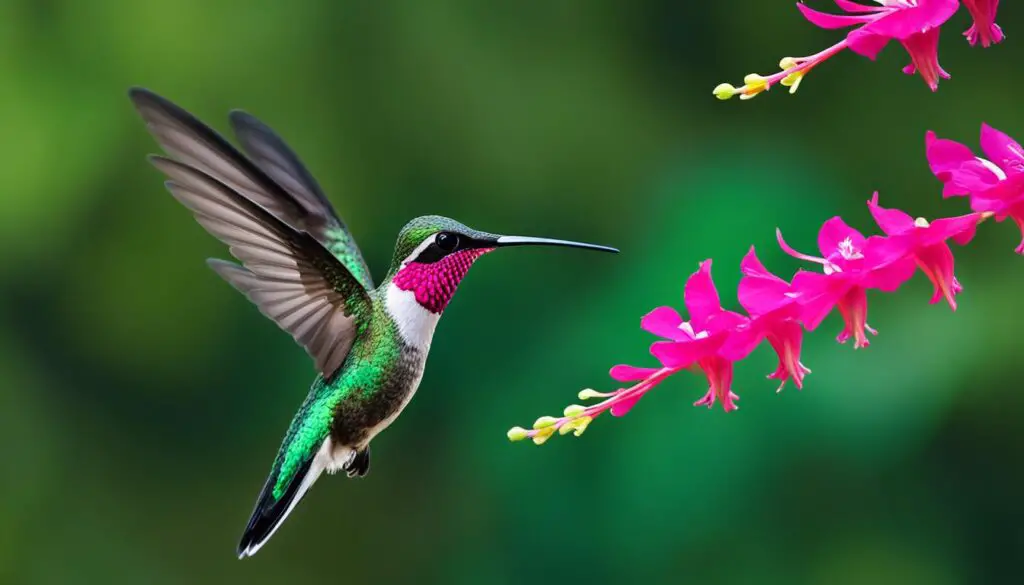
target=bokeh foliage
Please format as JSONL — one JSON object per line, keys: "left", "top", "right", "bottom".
{"left": 1, "top": 1, "right": 1022, "bottom": 583}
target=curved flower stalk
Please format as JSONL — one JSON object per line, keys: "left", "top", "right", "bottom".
{"left": 713, "top": 0, "right": 995, "bottom": 101}
{"left": 508, "top": 122, "right": 1017, "bottom": 446}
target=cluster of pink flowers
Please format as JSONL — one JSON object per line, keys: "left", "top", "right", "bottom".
{"left": 509, "top": 122, "right": 1021, "bottom": 445}
{"left": 713, "top": 0, "right": 1004, "bottom": 101}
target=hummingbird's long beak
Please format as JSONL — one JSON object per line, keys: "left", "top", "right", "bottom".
{"left": 492, "top": 235, "right": 618, "bottom": 253}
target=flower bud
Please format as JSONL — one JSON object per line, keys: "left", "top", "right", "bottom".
{"left": 533, "top": 416, "right": 559, "bottom": 430}
{"left": 779, "top": 57, "right": 799, "bottom": 70}
{"left": 507, "top": 426, "right": 529, "bottom": 442}
{"left": 563, "top": 404, "right": 586, "bottom": 417}
{"left": 713, "top": 83, "right": 737, "bottom": 100}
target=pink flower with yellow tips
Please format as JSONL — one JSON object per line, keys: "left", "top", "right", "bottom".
{"left": 714, "top": 0, "right": 961, "bottom": 100}
{"left": 506, "top": 261, "right": 759, "bottom": 444}
{"left": 506, "top": 123, "right": 1024, "bottom": 447}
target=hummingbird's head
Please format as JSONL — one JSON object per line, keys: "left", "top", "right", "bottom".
{"left": 386, "top": 215, "right": 617, "bottom": 315}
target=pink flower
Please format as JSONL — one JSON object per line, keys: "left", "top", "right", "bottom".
{"left": 646, "top": 260, "right": 756, "bottom": 412}
{"left": 778, "top": 217, "right": 916, "bottom": 348}
{"left": 867, "top": 193, "right": 982, "bottom": 309}
{"left": 962, "top": 0, "right": 1004, "bottom": 47}
{"left": 926, "top": 124, "right": 1024, "bottom": 252}
{"left": 714, "top": 0, "right": 959, "bottom": 99}
{"left": 738, "top": 248, "right": 811, "bottom": 391}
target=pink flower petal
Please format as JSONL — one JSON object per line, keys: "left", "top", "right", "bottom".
{"left": 684, "top": 259, "right": 722, "bottom": 330}
{"left": 858, "top": 0, "right": 959, "bottom": 40}
{"left": 777, "top": 228, "right": 831, "bottom": 268}
{"left": 797, "top": 2, "right": 874, "bottom": 29}
{"left": 720, "top": 325, "right": 764, "bottom": 362}
{"left": 867, "top": 192, "right": 915, "bottom": 235}
{"left": 925, "top": 131, "right": 1001, "bottom": 197}
{"left": 705, "top": 310, "right": 749, "bottom": 335}
{"left": 791, "top": 271, "right": 844, "bottom": 331}
{"left": 739, "top": 249, "right": 794, "bottom": 317}
{"left": 764, "top": 320, "right": 811, "bottom": 390}
{"left": 641, "top": 306, "right": 688, "bottom": 341}
{"left": 962, "top": 0, "right": 1005, "bottom": 47}
{"left": 848, "top": 29, "right": 892, "bottom": 59}
{"left": 609, "top": 364, "right": 660, "bottom": 382}
{"left": 980, "top": 123, "right": 1024, "bottom": 177}
{"left": 649, "top": 336, "right": 724, "bottom": 369}
{"left": 818, "top": 216, "right": 866, "bottom": 260}
{"left": 862, "top": 242, "right": 916, "bottom": 292}
{"left": 914, "top": 242, "right": 960, "bottom": 310}
{"left": 693, "top": 357, "right": 738, "bottom": 412}
{"left": 833, "top": 0, "right": 882, "bottom": 14}
{"left": 835, "top": 286, "right": 873, "bottom": 348}
{"left": 899, "top": 28, "right": 949, "bottom": 91}
{"left": 610, "top": 393, "right": 644, "bottom": 417}
{"left": 923, "top": 213, "right": 983, "bottom": 247}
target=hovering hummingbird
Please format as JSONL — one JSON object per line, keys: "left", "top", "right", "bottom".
{"left": 128, "top": 88, "right": 618, "bottom": 558}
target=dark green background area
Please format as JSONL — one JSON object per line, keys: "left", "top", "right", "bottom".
{"left": 1, "top": 1, "right": 1022, "bottom": 583}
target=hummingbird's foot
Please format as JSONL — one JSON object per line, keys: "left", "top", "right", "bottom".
{"left": 344, "top": 446, "right": 371, "bottom": 478}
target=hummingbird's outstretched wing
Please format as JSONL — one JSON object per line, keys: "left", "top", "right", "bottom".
{"left": 128, "top": 88, "right": 374, "bottom": 289}
{"left": 149, "top": 156, "right": 371, "bottom": 378}
{"left": 228, "top": 110, "right": 373, "bottom": 289}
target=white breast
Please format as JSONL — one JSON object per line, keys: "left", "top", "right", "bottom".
{"left": 385, "top": 283, "right": 441, "bottom": 351}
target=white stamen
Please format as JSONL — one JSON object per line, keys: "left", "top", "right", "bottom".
{"left": 678, "top": 322, "right": 696, "bottom": 338}
{"left": 977, "top": 157, "right": 1008, "bottom": 181}
{"left": 837, "top": 237, "right": 864, "bottom": 261}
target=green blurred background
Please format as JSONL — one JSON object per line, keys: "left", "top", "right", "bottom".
{"left": 2, "top": 1, "right": 1022, "bottom": 583}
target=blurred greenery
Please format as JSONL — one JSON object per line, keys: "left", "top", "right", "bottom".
{"left": 2, "top": 1, "right": 1023, "bottom": 583}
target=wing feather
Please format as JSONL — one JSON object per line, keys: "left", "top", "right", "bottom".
{"left": 150, "top": 156, "right": 369, "bottom": 378}
{"left": 128, "top": 87, "right": 374, "bottom": 289}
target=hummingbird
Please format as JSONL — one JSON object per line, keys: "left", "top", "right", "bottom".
{"left": 128, "top": 88, "right": 618, "bottom": 558}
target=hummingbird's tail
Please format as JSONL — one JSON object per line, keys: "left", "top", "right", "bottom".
{"left": 237, "top": 457, "right": 323, "bottom": 559}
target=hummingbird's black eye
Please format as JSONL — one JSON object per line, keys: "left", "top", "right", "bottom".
{"left": 436, "top": 232, "right": 459, "bottom": 252}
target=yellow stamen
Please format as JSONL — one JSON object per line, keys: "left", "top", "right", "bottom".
{"left": 506, "top": 426, "right": 529, "bottom": 442}
{"left": 532, "top": 427, "right": 555, "bottom": 445}
{"left": 779, "top": 57, "right": 799, "bottom": 70}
